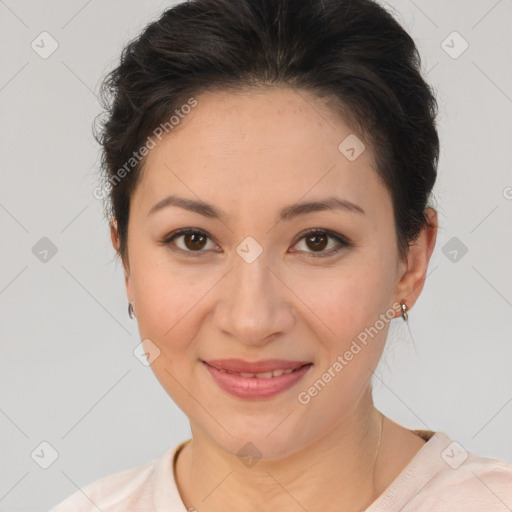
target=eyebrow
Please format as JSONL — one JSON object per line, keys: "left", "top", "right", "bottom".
{"left": 147, "top": 194, "right": 365, "bottom": 221}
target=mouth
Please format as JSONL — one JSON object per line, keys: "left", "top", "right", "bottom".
{"left": 201, "top": 360, "right": 313, "bottom": 399}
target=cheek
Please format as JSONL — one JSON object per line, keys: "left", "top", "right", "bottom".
{"left": 129, "top": 251, "right": 220, "bottom": 353}
{"left": 288, "top": 257, "right": 391, "bottom": 340}
{"left": 294, "top": 273, "right": 391, "bottom": 423}
{"left": 133, "top": 273, "right": 198, "bottom": 339}
{"left": 129, "top": 263, "right": 207, "bottom": 406}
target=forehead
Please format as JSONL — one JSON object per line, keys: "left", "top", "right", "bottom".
{"left": 133, "top": 87, "right": 391, "bottom": 222}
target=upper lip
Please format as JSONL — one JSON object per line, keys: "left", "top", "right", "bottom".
{"left": 203, "top": 359, "right": 312, "bottom": 373}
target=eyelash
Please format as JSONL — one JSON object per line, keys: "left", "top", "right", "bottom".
{"left": 160, "top": 228, "right": 352, "bottom": 259}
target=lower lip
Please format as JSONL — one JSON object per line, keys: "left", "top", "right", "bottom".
{"left": 203, "top": 361, "right": 312, "bottom": 399}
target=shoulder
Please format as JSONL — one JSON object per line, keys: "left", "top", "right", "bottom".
{"left": 414, "top": 449, "right": 512, "bottom": 510}
{"left": 370, "top": 431, "right": 512, "bottom": 512}
{"left": 48, "top": 447, "right": 175, "bottom": 512}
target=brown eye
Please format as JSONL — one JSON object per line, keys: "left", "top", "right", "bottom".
{"left": 183, "top": 232, "right": 207, "bottom": 250}
{"left": 162, "top": 228, "right": 217, "bottom": 256}
{"left": 162, "top": 228, "right": 350, "bottom": 259}
{"left": 305, "top": 232, "right": 328, "bottom": 252}
{"left": 292, "top": 229, "right": 350, "bottom": 258}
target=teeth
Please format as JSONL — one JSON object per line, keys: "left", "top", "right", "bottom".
{"left": 219, "top": 367, "right": 298, "bottom": 378}
{"left": 252, "top": 371, "right": 273, "bottom": 378}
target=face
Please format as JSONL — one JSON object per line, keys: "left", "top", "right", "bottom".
{"left": 116, "top": 87, "right": 418, "bottom": 459}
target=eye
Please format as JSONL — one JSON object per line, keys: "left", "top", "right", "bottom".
{"left": 160, "top": 228, "right": 218, "bottom": 257}
{"left": 160, "top": 227, "right": 351, "bottom": 258}
{"left": 291, "top": 229, "right": 351, "bottom": 258}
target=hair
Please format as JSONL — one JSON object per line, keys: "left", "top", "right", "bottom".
{"left": 96, "top": 0, "right": 439, "bottom": 266}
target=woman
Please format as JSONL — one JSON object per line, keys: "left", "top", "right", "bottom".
{"left": 50, "top": 0, "right": 512, "bottom": 510}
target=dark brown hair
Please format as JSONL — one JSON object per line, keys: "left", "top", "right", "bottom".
{"left": 96, "top": 0, "right": 439, "bottom": 264}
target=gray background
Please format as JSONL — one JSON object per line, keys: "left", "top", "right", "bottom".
{"left": 1, "top": 0, "right": 511, "bottom": 510}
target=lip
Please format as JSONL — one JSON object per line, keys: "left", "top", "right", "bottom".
{"left": 202, "top": 360, "right": 313, "bottom": 400}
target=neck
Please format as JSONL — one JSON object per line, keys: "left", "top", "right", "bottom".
{"left": 175, "top": 388, "right": 386, "bottom": 512}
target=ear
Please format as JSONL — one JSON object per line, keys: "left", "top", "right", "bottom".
{"left": 110, "top": 219, "right": 121, "bottom": 252}
{"left": 110, "top": 220, "right": 132, "bottom": 300}
{"left": 392, "top": 207, "right": 438, "bottom": 315}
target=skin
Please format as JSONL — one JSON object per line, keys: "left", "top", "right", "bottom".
{"left": 110, "top": 87, "right": 437, "bottom": 512}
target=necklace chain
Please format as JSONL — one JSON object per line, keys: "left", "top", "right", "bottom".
{"left": 367, "top": 412, "right": 384, "bottom": 509}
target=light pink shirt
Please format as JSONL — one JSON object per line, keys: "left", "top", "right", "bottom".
{"left": 49, "top": 430, "right": 512, "bottom": 511}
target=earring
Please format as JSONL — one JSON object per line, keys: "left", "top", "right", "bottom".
{"left": 400, "top": 301, "right": 408, "bottom": 323}
{"left": 128, "top": 302, "right": 134, "bottom": 319}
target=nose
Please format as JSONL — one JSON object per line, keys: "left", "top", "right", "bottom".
{"left": 213, "top": 249, "right": 295, "bottom": 347}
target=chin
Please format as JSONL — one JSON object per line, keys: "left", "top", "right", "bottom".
{"left": 209, "top": 424, "right": 309, "bottom": 464}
